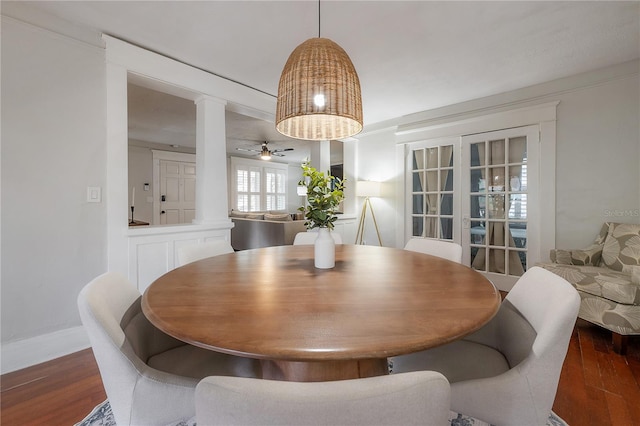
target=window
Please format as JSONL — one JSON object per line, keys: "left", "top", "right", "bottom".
{"left": 231, "top": 157, "right": 288, "bottom": 212}
{"left": 265, "top": 168, "right": 287, "bottom": 211}
{"left": 236, "top": 166, "right": 262, "bottom": 212}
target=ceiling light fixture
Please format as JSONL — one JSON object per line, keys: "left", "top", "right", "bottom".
{"left": 260, "top": 145, "right": 272, "bottom": 160}
{"left": 275, "top": 0, "right": 363, "bottom": 141}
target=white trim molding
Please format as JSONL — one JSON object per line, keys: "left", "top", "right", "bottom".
{"left": 1, "top": 326, "right": 90, "bottom": 375}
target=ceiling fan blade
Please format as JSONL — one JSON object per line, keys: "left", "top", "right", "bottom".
{"left": 272, "top": 148, "right": 294, "bottom": 153}
{"left": 271, "top": 152, "right": 286, "bottom": 157}
{"left": 236, "top": 147, "right": 260, "bottom": 152}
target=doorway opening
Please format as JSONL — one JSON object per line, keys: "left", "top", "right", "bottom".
{"left": 127, "top": 80, "right": 197, "bottom": 226}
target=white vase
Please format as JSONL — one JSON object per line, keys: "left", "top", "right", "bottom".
{"left": 314, "top": 228, "right": 335, "bottom": 269}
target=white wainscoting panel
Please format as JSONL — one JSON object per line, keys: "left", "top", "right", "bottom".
{"left": 1, "top": 326, "right": 90, "bottom": 375}
{"left": 127, "top": 223, "right": 232, "bottom": 293}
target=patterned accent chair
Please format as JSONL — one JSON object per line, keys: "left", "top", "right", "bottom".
{"left": 538, "top": 222, "right": 640, "bottom": 353}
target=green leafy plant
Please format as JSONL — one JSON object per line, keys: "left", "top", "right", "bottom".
{"left": 298, "top": 162, "right": 345, "bottom": 230}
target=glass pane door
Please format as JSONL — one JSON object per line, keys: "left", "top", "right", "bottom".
{"left": 411, "top": 144, "right": 455, "bottom": 240}
{"left": 462, "top": 126, "right": 539, "bottom": 289}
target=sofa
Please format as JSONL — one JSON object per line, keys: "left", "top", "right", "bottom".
{"left": 229, "top": 210, "right": 306, "bottom": 251}
{"left": 538, "top": 222, "right": 640, "bottom": 353}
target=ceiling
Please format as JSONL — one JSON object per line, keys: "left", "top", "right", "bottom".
{"left": 5, "top": 1, "right": 639, "bottom": 163}
{"left": 127, "top": 82, "right": 319, "bottom": 163}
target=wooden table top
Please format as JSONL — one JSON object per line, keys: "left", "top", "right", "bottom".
{"left": 142, "top": 244, "right": 500, "bottom": 362}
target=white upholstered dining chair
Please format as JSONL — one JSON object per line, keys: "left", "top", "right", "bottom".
{"left": 78, "top": 272, "right": 261, "bottom": 426}
{"left": 195, "top": 371, "right": 450, "bottom": 426}
{"left": 176, "top": 240, "right": 234, "bottom": 266}
{"left": 390, "top": 266, "right": 580, "bottom": 426}
{"left": 403, "top": 238, "right": 463, "bottom": 263}
{"left": 293, "top": 231, "right": 343, "bottom": 245}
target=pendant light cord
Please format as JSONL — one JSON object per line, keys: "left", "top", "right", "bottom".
{"left": 318, "top": 0, "right": 321, "bottom": 38}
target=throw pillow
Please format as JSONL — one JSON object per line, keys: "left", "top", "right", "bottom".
{"left": 570, "top": 245, "right": 603, "bottom": 266}
{"left": 554, "top": 245, "right": 603, "bottom": 266}
{"left": 264, "top": 213, "right": 292, "bottom": 221}
{"left": 229, "top": 210, "right": 247, "bottom": 218}
{"left": 555, "top": 249, "right": 573, "bottom": 265}
{"left": 244, "top": 213, "right": 265, "bottom": 220}
{"left": 602, "top": 223, "right": 640, "bottom": 271}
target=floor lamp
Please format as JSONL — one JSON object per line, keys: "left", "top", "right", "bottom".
{"left": 355, "top": 181, "right": 383, "bottom": 246}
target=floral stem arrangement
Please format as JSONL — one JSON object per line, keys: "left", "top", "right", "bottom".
{"left": 298, "top": 162, "right": 345, "bottom": 230}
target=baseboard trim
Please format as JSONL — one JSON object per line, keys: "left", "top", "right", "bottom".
{"left": 1, "top": 326, "right": 91, "bottom": 374}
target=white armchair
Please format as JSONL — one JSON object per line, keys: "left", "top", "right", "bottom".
{"left": 78, "top": 272, "right": 261, "bottom": 425}
{"left": 177, "top": 240, "right": 234, "bottom": 266}
{"left": 403, "top": 238, "right": 463, "bottom": 263}
{"left": 390, "top": 266, "right": 580, "bottom": 425}
{"left": 195, "top": 371, "right": 450, "bottom": 426}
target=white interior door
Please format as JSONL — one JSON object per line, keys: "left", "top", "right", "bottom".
{"left": 159, "top": 159, "right": 196, "bottom": 225}
{"left": 461, "top": 125, "right": 539, "bottom": 290}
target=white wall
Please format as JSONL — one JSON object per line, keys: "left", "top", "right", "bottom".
{"left": 1, "top": 17, "right": 107, "bottom": 367}
{"left": 553, "top": 75, "right": 639, "bottom": 246}
{"left": 128, "top": 144, "right": 154, "bottom": 224}
{"left": 355, "top": 129, "right": 400, "bottom": 248}
{"left": 287, "top": 163, "right": 304, "bottom": 214}
{"left": 358, "top": 60, "right": 640, "bottom": 251}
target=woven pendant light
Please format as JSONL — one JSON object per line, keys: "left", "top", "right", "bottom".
{"left": 276, "top": 37, "right": 363, "bottom": 141}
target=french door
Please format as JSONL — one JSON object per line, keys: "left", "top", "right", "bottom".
{"left": 407, "top": 125, "right": 540, "bottom": 290}
{"left": 461, "top": 125, "right": 539, "bottom": 290}
{"left": 409, "top": 141, "right": 459, "bottom": 241}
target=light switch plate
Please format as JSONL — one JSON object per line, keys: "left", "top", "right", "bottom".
{"left": 87, "top": 186, "right": 101, "bottom": 203}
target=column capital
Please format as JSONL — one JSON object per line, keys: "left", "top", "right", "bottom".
{"left": 195, "top": 94, "right": 227, "bottom": 106}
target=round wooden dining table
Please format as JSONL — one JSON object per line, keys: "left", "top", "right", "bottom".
{"left": 142, "top": 244, "right": 500, "bottom": 382}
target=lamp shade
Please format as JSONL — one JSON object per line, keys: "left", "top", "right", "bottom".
{"left": 357, "top": 181, "right": 382, "bottom": 198}
{"left": 260, "top": 145, "right": 271, "bottom": 160}
{"left": 276, "top": 38, "right": 363, "bottom": 141}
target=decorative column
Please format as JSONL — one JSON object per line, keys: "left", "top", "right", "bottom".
{"left": 342, "top": 137, "right": 357, "bottom": 216}
{"left": 194, "top": 95, "right": 231, "bottom": 225}
{"left": 309, "top": 140, "right": 331, "bottom": 173}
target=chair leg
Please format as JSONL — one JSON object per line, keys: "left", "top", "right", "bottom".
{"left": 612, "top": 332, "right": 628, "bottom": 355}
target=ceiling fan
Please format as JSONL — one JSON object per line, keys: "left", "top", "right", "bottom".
{"left": 235, "top": 141, "right": 294, "bottom": 161}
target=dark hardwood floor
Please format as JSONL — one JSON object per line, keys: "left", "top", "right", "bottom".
{"left": 553, "top": 320, "right": 640, "bottom": 426}
{"left": 1, "top": 320, "right": 638, "bottom": 425}
{"left": 1, "top": 349, "right": 106, "bottom": 425}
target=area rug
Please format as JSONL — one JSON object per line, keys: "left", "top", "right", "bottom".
{"left": 76, "top": 400, "right": 568, "bottom": 426}
{"left": 74, "top": 400, "right": 196, "bottom": 426}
